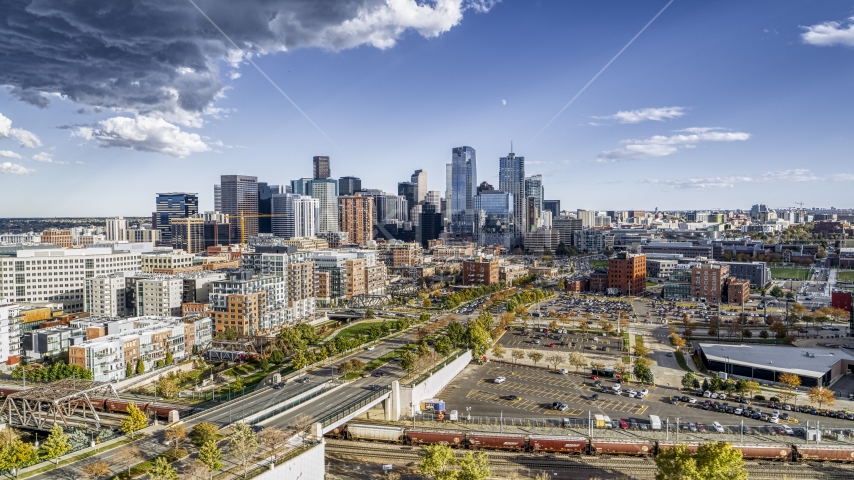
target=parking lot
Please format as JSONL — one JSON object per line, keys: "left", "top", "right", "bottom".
{"left": 498, "top": 329, "right": 623, "bottom": 354}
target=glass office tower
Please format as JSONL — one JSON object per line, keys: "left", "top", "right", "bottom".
{"left": 450, "top": 146, "right": 477, "bottom": 237}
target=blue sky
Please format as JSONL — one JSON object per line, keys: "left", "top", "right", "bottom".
{"left": 1, "top": 0, "right": 853, "bottom": 217}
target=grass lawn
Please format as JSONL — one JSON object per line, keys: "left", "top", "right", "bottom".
{"left": 335, "top": 321, "right": 389, "bottom": 342}
{"left": 838, "top": 270, "right": 854, "bottom": 282}
{"left": 770, "top": 267, "right": 810, "bottom": 280}
{"left": 674, "top": 351, "right": 692, "bottom": 372}
{"left": 589, "top": 260, "right": 609, "bottom": 270}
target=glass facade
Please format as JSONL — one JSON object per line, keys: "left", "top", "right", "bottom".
{"left": 154, "top": 192, "right": 198, "bottom": 244}
{"left": 499, "top": 152, "right": 526, "bottom": 244}
{"left": 338, "top": 176, "right": 362, "bottom": 196}
{"left": 474, "top": 191, "right": 515, "bottom": 249}
{"left": 307, "top": 178, "right": 339, "bottom": 233}
{"left": 450, "top": 146, "right": 477, "bottom": 236}
{"left": 220, "top": 175, "right": 259, "bottom": 237}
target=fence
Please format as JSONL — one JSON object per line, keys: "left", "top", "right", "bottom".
{"left": 246, "top": 382, "right": 340, "bottom": 425}
{"left": 315, "top": 386, "right": 391, "bottom": 427}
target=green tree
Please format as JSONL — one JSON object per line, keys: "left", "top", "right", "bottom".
{"left": 701, "top": 378, "right": 709, "bottom": 392}
{"left": 165, "top": 351, "right": 174, "bottom": 365}
{"left": 291, "top": 350, "right": 308, "bottom": 370}
{"left": 197, "top": 439, "right": 224, "bottom": 480}
{"left": 709, "top": 375, "right": 724, "bottom": 392}
{"left": 0, "top": 438, "right": 37, "bottom": 478}
{"left": 420, "top": 444, "right": 457, "bottom": 480}
{"left": 457, "top": 451, "right": 490, "bottom": 480}
{"left": 232, "top": 377, "right": 244, "bottom": 393}
{"left": 634, "top": 360, "right": 654, "bottom": 384}
{"left": 420, "top": 312, "right": 430, "bottom": 322}
{"left": 270, "top": 349, "right": 285, "bottom": 364}
{"left": 164, "top": 423, "right": 186, "bottom": 455}
{"left": 259, "top": 358, "right": 270, "bottom": 371}
{"left": 769, "top": 285, "right": 784, "bottom": 299}
{"left": 126, "top": 362, "right": 134, "bottom": 378}
{"left": 148, "top": 456, "right": 178, "bottom": 480}
{"left": 136, "top": 358, "right": 145, "bottom": 375}
{"left": 399, "top": 351, "right": 417, "bottom": 373}
{"left": 467, "top": 323, "right": 491, "bottom": 358}
{"left": 695, "top": 442, "right": 747, "bottom": 480}
{"left": 190, "top": 422, "right": 220, "bottom": 447}
{"left": 446, "top": 321, "right": 466, "bottom": 346}
{"left": 365, "top": 308, "right": 375, "bottom": 319}
{"left": 655, "top": 444, "right": 698, "bottom": 480}
{"left": 434, "top": 336, "right": 453, "bottom": 356}
{"left": 40, "top": 424, "right": 71, "bottom": 465}
{"left": 229, "top": 422, "right": 259, "bottom": 479}
{"left": 526, "top": 350, "right": 544, "bottom": 366}
{"left": 681, "top": 372, "right": 696, "bottom": 391}
{"left": 121, "top": 402, "right": 148, "bottom": 439}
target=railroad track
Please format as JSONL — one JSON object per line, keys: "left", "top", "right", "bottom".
{"left": 326, "top": 439, "right": 854, "bottom": 479}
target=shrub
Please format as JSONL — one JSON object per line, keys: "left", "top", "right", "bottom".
{"left": 769, "top": 396, "right": 780, "bottom": 403}
{"left": 755, "top": 395, "right": 766, "bottom": 401}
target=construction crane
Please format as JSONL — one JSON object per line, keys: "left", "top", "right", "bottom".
{"left": 794, "top": 201, "right": 804, "bottom": 208}
{"left": 224, "top": 211, "right": 289, "bottom": 246}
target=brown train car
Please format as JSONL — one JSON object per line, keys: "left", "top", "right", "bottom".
{"left": 466, "top": 433, "right": 526, "bottom": 451}
{"left": 0, "top": 387, "right": 22, "bottom": 397}
{"left": 406, "top": 430, "right": 465, "bottom": 448}
{"left": 793, "top": 445, "right": 854, "bottom": 462}
{"left": 732, "top": 444, "right": 791, "bottom": 460}
{"left": 327, "top": 424, "right": 347, "bottom": 438}
{"left": 106, "top": 400, "right": 149, "bottom": 413}
{"left": 590, "top": 439, "right": 654, "bottom": 456}
{"left": 528, "top": 435, "right": 587, "bottom": 454}
{"left": 146, "top": 404, "right": 192, "bottom": 418}
{"left": 657, "top": 442, "right": 700, "bottom": 454}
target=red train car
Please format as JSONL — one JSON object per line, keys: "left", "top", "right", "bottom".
{"left": 590, "top": 439, "right": 654, "bottom": 456}
{"left": 466, "top": 433, "right": 526, "bottom": 451}
{"left": 407, "top": 430, "right": 465, "bottom": 447}
{"left": 657, "top": 442, "right": 699, "bottom": 454}
{"left": 733, "top": 444, "right": 791, "bottom": 460}
{"left": 106, "top": 400, "right": 149, "bottom": 413}
{"left": 528, "top": 435, "right": 587, "bottom": 454}
{"left": 0, "top": 387, "right": 22, "bottom": 398}
{"left": 146, "top": 404, "right": 192, "bottom": 418}
{"left": 327, "top": 424, "right": 347, "bottom": 438}
{"left": 793, "top": 445, "right": 854, "bottom": 462}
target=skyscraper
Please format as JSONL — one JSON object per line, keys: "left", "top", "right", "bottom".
{"left": 499, "top": 151, "right": 526, "bottom": 243}
{"left": 313, "top": 156, "right": 331, "bottom": 180}
{"left": 290, "top": 178, "right": 312, "bottom": 195}
{"left": 450, "top": 146, "right": 477, "bottom": 237}
{"left": 543, "top": 200, "right": 561, "bottom": 219}
{"left": 308, "top": 178, "right": 339, "bottom": 233}
{"left": 257, "top": 183, "right": 282, "bottom": 234}
{"left": 220, "top": 175, "right": 259, "bottom": 238}
{"left": 525, "top": 174, "right": 544, "bottom": 228}
{"left": 154, "top": 192, "right": 199, "bottom": 245}
{"left": 411, "top": 169, "right": 428, "bottom": 204}
{"left": 339, "top": 176, "right": 362, "bottom": 196}
{"left": 105, "top": 217, "right": 127, "bottom": 242}
{"left": 397, "top": 181, "right": 417, "bottom": 217}
{"left": 338, "top": 194, "right": 374, "bottom": 245}
{"left": 425, "top": 191, "right": 442, "bottom": 212}
{"left": 213, "top": 184, "right": 221, "bottom": 212}
{"left": 272, "top": 193, "right": 319, "bottom": 239}
{"left": 474, "top": 190, "right": 515, "bottom": 249}
{"left": 444, "top": 163, "right": 453, "bottom": 223}
{"left": 419, "top": 204, "right": 443, "bottom": 247}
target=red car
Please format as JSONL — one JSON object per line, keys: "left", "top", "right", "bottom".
{"left": 549, "top": 343, "right": 555, "bottom": 348}
{"left": 590, "top": 375, "right": 599, "bottom": 380}
{"left": 619, "top": 419, "right": 629, "bottom": 430}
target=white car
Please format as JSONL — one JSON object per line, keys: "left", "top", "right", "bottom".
{"left": 640, "top": 388, "right": 649, "bottom": 396}
{"left": 637, "top": 392, "right": 646, "bottom": 399}
{"left": 712, "top": 422, "right": 725, "bottom": 433}
{"left": 703, "top": 391, "right": 712, "bottom": 398}
{"left": 688, "top": 397, "right": 697, "bottom": 404}
{"left": 711, "top": 393, "right": 719, "bottom": 399}
{"left": 718, "top": 393, "right": 726, "bottom": 400}
{"left": 781, "top": 424, "right": 794, "bottom": 435}
{"left": 367, "top": 346, "right": 375, "bottom": 351}
{"left": 612, "top": 384, "right": 622, "bottom": 391}
{"left": 626, "top": 388, "right": 636, "bottom": 394}
{"left": 769, "top": 415, "right": 779, "bottom": 424}
{"left": 593, "top": 337, "right": 599, "bottom": 342}
{"left": 628, "top": 391, "right": 638, "bottom": 398}
{"left": 494, "top": 376, "right": 506, "bottom": 384}
{"left": 559, "top": 369, "right": 569, "bottom": 375}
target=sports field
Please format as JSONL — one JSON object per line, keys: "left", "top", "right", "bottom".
{"left": 770, "top": 267, "right": 810, "bottom": 280}
{"left": 838, "top": 270, "right": 854, "bottom": 282}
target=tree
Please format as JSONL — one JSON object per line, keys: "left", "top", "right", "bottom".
{"left": 670, "top": 333, "right": 686, "bottom": 352}
{"left": 447, "top": 321, "right": 466, "bottom": 346}
{"left": 165, "top": 423, "right": 187, "bottom": 455}
{"left": 149, "top": 456, "right": 179, "bottom": 480}
{"left": 614, "top": 363, "right": 630, "bottom": 381}
{"left": 136, "top": 358, "right": 145, "bottom": 375}
{"left": 770, "top": 285, "right": 784, "bottom": 299}
{"left": 197, "top": 439, "right": 224, "bottom": 480}
{"left": 569, "top": 352, "right": 588, "bottom": 372}
{"left": 490, "top": 343, "right": 505, "bottom": 360}
{"left": 365, "top": 308, "right": 375, "bottom": 318}
{"left": 681, "top": 372, "right": 696, "bottom": 391}
{"left": 232, "top": 376, "right": 244, "bottom": 393}
{"left": 270, "top": 349, "right": 285, "bottom": 364}
{"left": 121, "top": 402, "right": 148, "bottom": 439}
{"left": 655, "top": 443, "right": 697, "bottom": 480}
{"left": 420, "top": 444, "right": 457, "bottom": 480}
{"left": 709, "top": 375, "right": 724, "bottom": 393}
{"left": 190, "top": 422, "right": 219, "bottom": 447}
{"left": 744, "top": 381, "right": 761, "bottom": 398}
{"left": 291, "top": 350, "right": 308, "bottom": 370}
{"left": 289, "top": 413, "right": 315, "bottom": 436}
{"left": 467, "top": 323, "right": 491, "bottom": 358}
{"left": 510, "top": 349, "right": 525, "bottom": 366}
{"left": 590, "top": 361, "right": 605, "bottom": 374}
{"left": 115, "top": 445, "right": 143, "bottom": 480}
{"left": 807, "top": 386, "right": 835, "bottom": 409}
{"left": 40, "top": 424, "right": 71, "bottom": 465}
{"left": 0, "top": 439, "right": 37, "bottom": 479}
{"left": 457, "top": 451, "right": 491, "bottom": 480}
{"left": 229, "top": 422, "right": 259, "bottom": 479}
{"left": 634, "top": 360, "right": 654, "bottom": 384}
{"left": 259, "top": 427, "right": 288, "bottom": 467}
{"left": 526, "top": 351, "right": 544, "bottom": 366}
{"left": 694, "top": 442, "right": 747, "bottom": 480}
{"left": 549, "top": 319, "right": 559, "bottom": 331}
{"left": 399, "top": 351, "right": 418, "bottom": 373}
{"left": 779, "top": 372, "right": 801, "bottom": 405}
{"left": 159, "top": 377, "right": 179, "bottom": 399}
{"left": 545, "top": 354, "right": 565, "bottom": 370}
{"left": 81, "top": 460, "right": 111, "bottom": 480}
{"left": 126, "top": 362, "right": 134, "bottom": 378}
{"left": 165, "top": 351, "right": 174, "bottom": 365}
{"left": 634, "top": 344, "right": 651, "bottom": 358}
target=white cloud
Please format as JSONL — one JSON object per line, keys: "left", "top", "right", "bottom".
{"left": 0, "top": 112, "right": 43, "bottom": 148}
{"left": 598, "top": 127, "right": 751, "bottom": 162}
{"left": 0, "top": 150, "right": 22, "bottom": 159}
{"left": 801, "top": 16, "right": 854, "bottom": 47}
{"left": 229, "top": 71, "right": 242, "bottom": 80}
{"left": 596, "top": 106, "right": 686, "bottom": 124}
{"left": 641, "top": 169, "right": 854, "bottom": 189}
{"left": 73, "top": 115, "right": 211, "bottom": 158}
{"left": 75, "top": 161, "right": 84, "bottom": 165}
{"left": 0, "top": 162, "right": 33, "bottom": 175}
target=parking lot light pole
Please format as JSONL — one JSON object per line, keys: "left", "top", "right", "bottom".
{"left": 741, "top": 418, "right": 744, "bottom": 443}
{"left": 676, "top": 417, "right": 679, "bottom": 443}
{"left": 665, "top": 417, "right": 669, "bottom": 441}
{"left": 500, "top": 411, "right": 503, "bottom": 433}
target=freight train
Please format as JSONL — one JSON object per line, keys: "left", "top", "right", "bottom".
{"left": 332, "top": 423, "right": 854, "bottom": 462}
{"left": 0, "top": 387, "right": 193, "bottom": 419}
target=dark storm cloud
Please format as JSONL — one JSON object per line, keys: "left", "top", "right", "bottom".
{"left": 0, "top": 0, "right": 496, "bottom": 120}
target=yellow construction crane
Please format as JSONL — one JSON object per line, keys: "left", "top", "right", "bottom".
{"left": 224, "top": 211, "right": 289, "bottom": 246}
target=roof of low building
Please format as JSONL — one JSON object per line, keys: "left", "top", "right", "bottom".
{"left": 699, "top": 342, "right": 854, "bottom": 378}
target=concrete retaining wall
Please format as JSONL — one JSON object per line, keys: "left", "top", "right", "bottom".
{"left": 399, "top": 350, "right": 472, "bottom": 417}
{"left": 115, "top": 361, "right": 196, "bottom": 391}
{"left": 253, "top": 441, "right": 325, "bottom": 480}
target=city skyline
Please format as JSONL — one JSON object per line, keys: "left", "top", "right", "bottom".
{"left": 2, "top": 1, "right": 854, "bottom": 216}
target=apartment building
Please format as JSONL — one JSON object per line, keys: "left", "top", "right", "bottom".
{"left": 0, "top": 303, "right": 21, "bottom": 367}
{"left": 338, "top": 194, "right": 374, "bottom": 245}
{"left": 524, "top": 228, "right": 560, "bottom": 254}
{"left": 462, "top": 257, "right": 499, "bottom": 286}
{"left": 41, "top": 229, "right": 74, "bottom": 248}
{"left": 209, "top": 270, "right": 288, "bottom": 335}
{"left": 691, "top": 263, "right": 730, "bottom": 302}
{"left": 499, "top": 263, "right": 528, "bottom": 284}
{"left": 310, "top": 250, "right": 386, "bottom": 303}
{"left": 727, "top": 277, "right": 750, "bottom": 305}
{"left": 85, "top": 271, "right": 137, "bottom": 317}
{"left": 68, "top": 316, "right": 211, "bottom": 382}
{"left": 135, "top": 276, "right": 184, "bottom": 316}
{"left": 23, "top": 325, "right": 86, "bottom": 360}
{"left": 241, "top": 246, "right": 316, "bottom": 323}
{"left": 0, "top": 246, "right": 142, "bottom": 312}
{"left": 608, "top": 252, "right": 647, "bottom": 296}
{"left": 141, "top": 250, "right": 195, "bottom": 273}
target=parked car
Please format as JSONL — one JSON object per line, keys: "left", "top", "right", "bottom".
{"left": 558, "top": 369, "right": 568, "bottom": 375}
{"left": 591, "top": 394, "right": 599, "bottom": 401}
{"left": 494, "top": 376, "right": 506, "bottom": 384}
{"left": 688, "top": 422, "right": 698, "bottom": 432}
{"left": 697, "top": 423, "right": 706, "bottom": 433}
{"left": 712, "top": 422, "right": 725, "bottom": 433}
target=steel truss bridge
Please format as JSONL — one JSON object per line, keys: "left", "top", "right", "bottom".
{"left": 1, "top": 379, "right": 119, "bottom": 431}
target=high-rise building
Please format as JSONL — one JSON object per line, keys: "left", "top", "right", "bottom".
{"left": 154, "top": 193, "right": 199, "bottom": 245}
{"left": 474, "top": 191, "right": 515, "bottom": 249}
{"left": 543, "top": 200, "right": 561, "bottom": 219}
{"left": 105, "top": 217, "right": 127, "bottom": 242}
{"left": 290, "top": 178, "right": 312, "bottom": 195}
{"left": 577, "top": 209, "right": 595, "bottom": 228}
{"left": 214, "top": 184, "right": 221, "bottom": 212}
{"left": 220, "top": 175, "right": 258, "bottom": 238}
{"left": 419, "top": 204, "right": 443, "bottom": 247}
{"left": 525, "top": 174, "right": 544, "bottom": 218}
{"left": 444, "top": 163, "right": 453, "bottom": 223}
{"left": 338, "top": 194, "right": 374, "bottom": 245}
{"left": 499, "top": 151, "right": 526, "bottom": 243}
{"left": 425, "top": 191, "right": 442, "bottom": 212}
{"left": 691, "top": 264, "right": 730, "bottom": 302}
{"left": 313, "top": 156, "right": 331, "bottom": 179}
{"left": 339, "top": 176, "right": 362, "bottom": 196}
{"left": 170, "top": 217, "right": 205, "bottom": 253}
{"left": 308, "top": 178, "right": 339, "bottom": 233}
{"left": 450, "top": 146, "right": 477, "bottom": 237}
{"left": 608, "top": 253, "right": 647, "bottom": 296}
{"left": 397, "top": 182, "right": 417, "bottom": 217}
{"left": 272, "top": 193, "right": 319, "bottom": 239}
{"left": 257, "top": 183, "right": 282, "bottom": 234}
{"left": 411, "top": 169, "right": 428, "bottom": 204}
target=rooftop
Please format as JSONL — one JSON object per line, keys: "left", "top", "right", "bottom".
{"left": 699, "top": 343, "right": 854, "bottom": 378}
